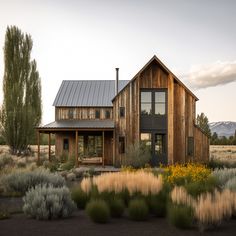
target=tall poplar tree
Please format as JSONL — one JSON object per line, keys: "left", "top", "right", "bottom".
{"left": 196, "top": 113, "right": 211, "bottom": 137}
{"left": 1, "top": 26, "right": 42, "bottom": 155}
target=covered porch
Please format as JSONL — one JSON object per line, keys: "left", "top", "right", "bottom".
{"left": 36, "top": 120, "right": 115, "bottom": 167}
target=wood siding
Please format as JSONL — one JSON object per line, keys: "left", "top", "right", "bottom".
{"left": 55, "top": 107, "right": 113, "bottom": 120}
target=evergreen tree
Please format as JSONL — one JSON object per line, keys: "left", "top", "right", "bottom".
{"left": 0, "top": 26, "right": 42, "bottom": 155}
{"left": 196, "top": 112, "right": 211, "bottom": 137}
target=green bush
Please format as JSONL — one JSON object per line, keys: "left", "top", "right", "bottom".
{"left": 224, "top": 176, "right": 236, "bottom": 192}
{"left": 109, "top": 198, "right": 125, "bottom": 218}
{"left": 168, "top": 204, "right": 193, "bottom": 229}
{"left": 0, "top": 154, "right": 14, "bottom": 170}
{"left": 23, "top": 184, "right": 76, "bottom": 220}
{"left": 1, "top": 169, "right": 65, "bottom": 194}
{"left": 60, "top": 157, "right": 75, "bottom": 171}
{"left": 71, "top": 187, "right": 89, "bottom": 209}
{"left": 212, "top": 168, "right": 236, "bottom": 186}
{"left": 117, "top": 188, "right": 130, "bottom": 206}
{"left": 185, "top": 176, "right": 219, "bottom": 197}
{"left": 128, "top": 199, "right": 149, "bottom": 221}
{"left": 124, "top": 142, "right": 151, "bottom": 168}
{"left": 86, "top": 199, "right": 110, "bottom": 223}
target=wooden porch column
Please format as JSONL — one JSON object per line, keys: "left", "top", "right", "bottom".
{"left": 37, "top": 130, "right": 40, "bottom": 163}
{"left": 102, "top": 131, "right": 105, "bottom": 167}
{"left": 75, "top": 130, "right": 79, "bottom": 167}
{"left": 112, "top": 130, "right": 115, "bottom": 166}
{"left": 48, "top": 133, "right": 51, "bottom": 162}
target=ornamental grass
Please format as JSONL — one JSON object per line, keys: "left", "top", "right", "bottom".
{"left": 81, "top": 170, "right": 163, "bottom": 196}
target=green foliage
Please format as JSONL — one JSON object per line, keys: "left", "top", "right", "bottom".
{"left": 117, "top": 188, "right": 130, "bottom": 206}
{"left": 1, "top": 169, "right": 65, "bottom": 194}
{"left": 224, "top": 176, "right": 236, "bottom": 192}
{"left": 185, "top": 176, "right": 219, "bottom": 197}
{"left": 71, "top": 187, "right": 89, "bottom": 209}
{"left": 124, "top": 142, "right": 151, "bottom": 168}
{"left": 109, "top": 198, "right": 125, "bottom": 218}
{"left": 196, "top": 113, "right": 211, "bottom": 137}
{"left": 0, "top": 211, "right": 10, "bottom": 220}
{"left": 60, "top": 157, "right": 75, "bottom": 171}
{"left": 128, "top": 199, "right": 149, "bottom": 221}
{"left": 210, "top": 132, "right": 236, "bottom": 145}
{"left": 23, "top": 184, "right": 76, "bottom": 220}
{"left": 0, "top": 154, "right": 14, "bottom": 170}
{"left": 0, "top": 26, "right": 42, "bottom": 155}
{"left": 168, "top": 204, "right": 193, "bottom": 229}
{"left": 212, "top": 168, "right": 236, "bottom": 186}
{"left": 86, "top": 199, "right": 110, "bottom": 223}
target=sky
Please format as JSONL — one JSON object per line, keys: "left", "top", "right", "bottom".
{"left": 0, "top": 0, "right": 236, "bottom": 124}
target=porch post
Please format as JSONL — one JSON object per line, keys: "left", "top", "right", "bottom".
{"left": 112, "top": 130, "right": 115, "bottom": 166}
{"left": 102, "top": 131, "right": 105, "bottom": 167}
{"left": 75, "top": 130, "right": 79, "bottom": 167}
{"left": 37, "top": 130, "right": 40, "bottom": 163}
{"left": 48, "top": 133, "right": 51, "bottom": 162}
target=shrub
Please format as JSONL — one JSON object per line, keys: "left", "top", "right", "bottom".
{"left": 0, "top": 211, "right": 10, "bottom": 220}
{"left": 23, "top": 184, "right": 76, "bottom": 220}
{"left": 109, "top": 198, "right": 125, "bottom": 218}
{"left": 168, "top": 203, "right": 193, "bottom": 229}
{"left": 0, "top": 154, "right": 14, "bottom": 170}
{"left": 1, "top": 169, "right": 65, "bottom": 194}
{"left": 212, "top": 168, "right": 236, "bottom": 186}
{"left": 224, "top": 176, "right": 236, "bottom": 192}
{"left": 124, "top": 142, "right": 151, "bottom": 168}
{"left": 71, "top": 187, "right": 89, "bottom": 209}
{"left": 86, "top": 199, "right": 110, "bottom": 223}
{"left": 60, "top": 157, "right": 75, "bottom": 171}
{"left": 128, "top": 199, "right": 149, "bottom": 221}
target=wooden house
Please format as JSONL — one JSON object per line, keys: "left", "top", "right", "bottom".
{"left": 37, "top": 55, "right": 209, "bottom": 166}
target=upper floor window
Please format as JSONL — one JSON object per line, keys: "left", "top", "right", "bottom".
{"left": 141, "top": 92, "right": 152, "bottom": 115}
{"left": 95, "top": 110, "right": 100, "bottom": 119}
{"left": 105, "top": 110, "right": 111, "bottom": 119}
{"left": 119, "top": 107, "right": 125, "bottom": 118}
{"left": 68, "top": 108, "right": 75, "bottom": 119}
{"left": 155, "top": 92, "right": 166, "bottom": 115}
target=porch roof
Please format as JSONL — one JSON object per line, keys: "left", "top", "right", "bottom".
{"left": 37, "top": 120, "right": 114, "bottom": 131}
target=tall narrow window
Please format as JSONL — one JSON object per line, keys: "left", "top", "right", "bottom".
{"left": 119, "top": 107, "right": 125, "bottom": 118}
{"left": 119, "top": 136, "right": 125, "bottom": 154}
{"left": 95, "top": 110, "right": 100, "bottom": 119}
{"left": 105, "top": 110, "right": 111, "bottom": 119}
{"left": 155, "top": 92, "right": 166, "bottom": 115}
{"left": 187, "top": 137, "right": 194, "bottom": 156}
{"left": 68, "top": 108, "right": 74, "bottom": 119}
{"left": 154, "top": 134, "right": 165, "bottom": 154}
{"left": 141, "top": 92, "right": 152, "bottom": 115}
{"left": 63, "top": 139, "right": 69, "bottom": 150}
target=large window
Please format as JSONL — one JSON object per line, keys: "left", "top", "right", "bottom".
{"left": 105, "top": 110, "right": 111, "bottom": 119}
{"left": 140, "top": 133, "right": 151, "bottom": 148}
{"left": 155, "top": 92, "right": 166, "bottom": 115}
{"left": 63, "top": 139, "right": 69, "bottom": 150}
{"left": 154, "top": 134, "right": 165, "bottom": 154}
{"left": 141, "top": 92, "right": 152, "bottom": 115}
{"left": 88, "top": 135, "right": 102, "bottom": 157}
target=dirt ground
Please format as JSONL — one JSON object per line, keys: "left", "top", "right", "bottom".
{"left": 210, "top": 145, "right": 236, "bottom": 163}
{"left": 0, "top": 210, "right": 235, "bottom": 236}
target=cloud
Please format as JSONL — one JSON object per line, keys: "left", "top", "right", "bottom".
{"left": 182, "top": 60, "right": 236, "bottom": 90}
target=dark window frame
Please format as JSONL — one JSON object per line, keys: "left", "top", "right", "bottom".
{"left": 95, "top": 109, "right": 100, "bottom": 119}
{"left": 63, "top": 138, "right": 69, "bottom": 150}
{"left": 68, "top": 108, "right": 74, "bottom": 119}
{"left": 119, "top": 107, "right": 125, "bottom": 118}
{"left": 119, "top": 136, "right": 125, "bottom": 154}
{"left": 187, "top": 137, "right": 194, "bottom": 156}
{"left": 105, "top": 110, "right": 111, "bottom": 119}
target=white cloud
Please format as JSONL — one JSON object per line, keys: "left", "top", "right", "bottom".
{"left": 182, "top": 60, "right": 236, "bottom": 90}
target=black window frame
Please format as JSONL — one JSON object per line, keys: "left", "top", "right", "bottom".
{"left": 119, "top": 136, "right": 125, "bottom": 154}
{"left": 187, "top": 137, "right": 194, "bottom": 156}
{"left": 95, "top": 109, "right": 100, "bottom": 119}
{"left": 105, "top": 110, "right": 111, "bottom": 119}
{"left": 141, "top": 91, "right": 152, "bottom": 115}
{"left": 119, "top": 107, "right": 125, "bottom": 118}
{"left": 63, "top": 138, "right": 69, "bottom": 150}
{"left": 68, "top": 108, "right": 74, "bottom": 119}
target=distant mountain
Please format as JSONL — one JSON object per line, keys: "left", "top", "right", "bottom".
{"left": 209, "top": 121, "right": 236, "bottom": 138}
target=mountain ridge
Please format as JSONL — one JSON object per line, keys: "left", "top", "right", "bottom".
{"left": 209, "top": 121, "right": 236, "bottom": 137}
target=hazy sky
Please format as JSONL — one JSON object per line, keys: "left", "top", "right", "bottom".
{"left": 0, "top": 0, "right": 236, "bottom": 124}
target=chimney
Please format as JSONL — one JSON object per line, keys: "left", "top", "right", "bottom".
{"left": 115, "top": 68, "right": 119, "bottom": 95}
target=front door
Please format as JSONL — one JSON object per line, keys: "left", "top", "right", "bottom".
{"left": 152, "top": 133, "right": 167, "bottom": 166}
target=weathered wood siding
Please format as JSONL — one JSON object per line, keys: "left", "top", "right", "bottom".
{"left": 55, "top": 107, "right": 113, "bottom": 120}
{"left": 113, "top": 60, "right": 209, "bottom": 165}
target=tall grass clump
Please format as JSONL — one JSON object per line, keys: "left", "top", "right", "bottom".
{"left": 1, "top": 169, "right": 65, "bottom": 194}
{"left": 0, "top": 154, "right": 14, "bottom": 170}
{"left": 128, "top": 199, "right": 149, "bottom": 221}
{"left": 71, "top": 187, "right": 89, "bottom": 209}
{"left": 23, "top": 184, "right": 76, "bottom": 220}
{"left": 81, "top": 170, "right": 163, "bottom": 196}
{"left": 86, "top": 199, "right": 110, "bottom": 223}
{"left": 212, "top": 168, "right": 236, "bottom": 186}
{"left": 224, "top": 176, "right": 236, "bottom": 192}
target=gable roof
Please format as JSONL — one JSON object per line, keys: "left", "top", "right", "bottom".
{"left": 53, "top": 80, "right": 129, "bottom": 107}
{"left": 112, "top": 55, "right": 198, "bottom": 101}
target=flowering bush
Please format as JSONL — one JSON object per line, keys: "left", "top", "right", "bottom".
{"left": 165, "top": 163, "right": 211, "bottom": 185}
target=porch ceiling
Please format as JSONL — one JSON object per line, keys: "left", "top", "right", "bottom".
{"left": 37, "top": 120, "right": 114, "bottom": 130}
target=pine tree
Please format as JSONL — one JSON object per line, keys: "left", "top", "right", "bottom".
{"left": 196, "top": 113, "right": 211, "bottom": 137}
{"left": 0, "top": 26, "right": 42, "bottom": 155}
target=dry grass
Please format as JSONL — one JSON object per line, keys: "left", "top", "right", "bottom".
{"left": 81, "top": 171, "right": 163, "bottom": 196}
{"left": 210, "top": 145, "right": 236, "bottom": 163}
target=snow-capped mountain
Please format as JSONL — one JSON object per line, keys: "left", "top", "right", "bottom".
{"left": 209, "top": 121, "right": 236, "bottom": 138}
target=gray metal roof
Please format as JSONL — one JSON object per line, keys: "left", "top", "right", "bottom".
{"left": 53, "top": 80, "right": 129, "bottom": 107}
{"left": 39, "top": 120, "right": 114, "bottom": 129}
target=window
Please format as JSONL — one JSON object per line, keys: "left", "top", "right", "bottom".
{"left": 140, "top": 133, "right": 152, "bottom": 148}
{"left": 88, "top": 135, "right": 102, "bottom": 157}
{"left": 119, "top": 136, "right": 125, "bottom": 154}
{"left": 63, "top": 139, "right": 69, "bottom": 150}
{"left": 187, "top": 137, "right": 194, "bottom": 156}
{"left": 105, "top": 110, "right": 111, "bottom": 119}
{"left": 141, "top": 92, "right": 152, "bottom": 115}
{"left": 95, "top": 110, "right": 100, "bottom": 119}
{"left": 154, "top": 134, "right": 165, "bottom": 154}
{"left": 68, "top": 108, "right": 75, "bottom": 119}
{"left": 119, "top": 107, "right": 125, "bottom": 118}
{"left": 155, "top": 92, "right": 166, "bottom": 115}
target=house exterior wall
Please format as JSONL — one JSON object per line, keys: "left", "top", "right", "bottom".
{"left": 113, "top": 60, "right": 209, "bottom": 166}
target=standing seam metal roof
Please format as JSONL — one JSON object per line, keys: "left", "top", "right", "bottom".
{"left": 53, "top": 80, "right": 129, "bottom": 107}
